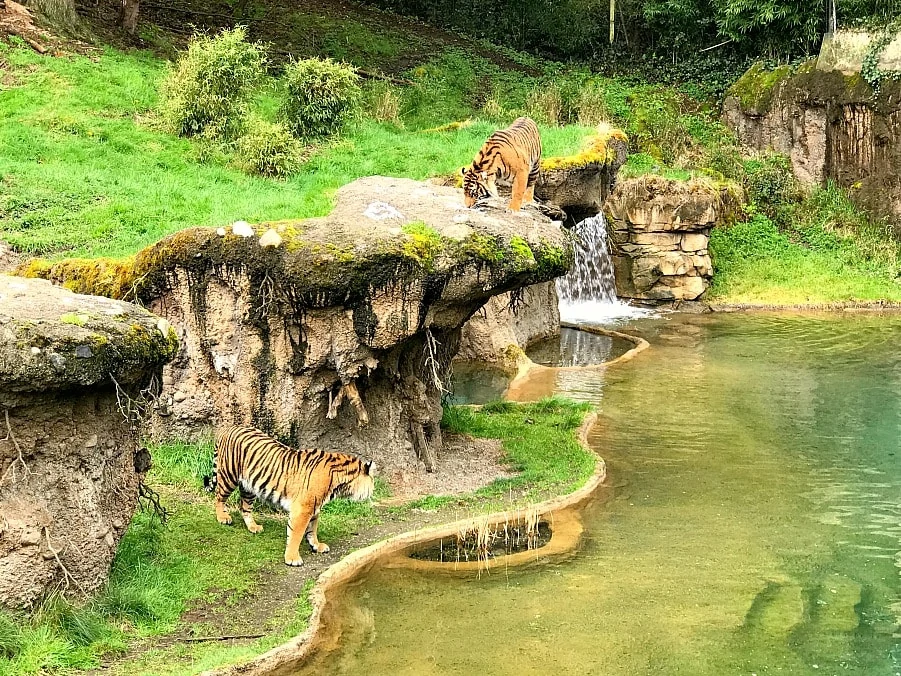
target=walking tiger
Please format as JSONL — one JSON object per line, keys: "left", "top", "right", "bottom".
{"left": 205, "top": 425, "right": 375, "bottom": 566}
{"left": 460, "top": 116, "right": 542, "bottom": 211}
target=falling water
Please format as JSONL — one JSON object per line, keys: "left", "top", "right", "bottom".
{"left": 556, "top": 213, "right": 649, "bottom": 324}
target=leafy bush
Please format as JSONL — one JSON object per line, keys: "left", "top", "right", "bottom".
{"left": 159, "top": 27, "right": 266, "bottom": 141}
{"left": 626, "top": 88, "right": 685, "bottom": 163}
{"left": 279, "top": 58, "right": 362, "bottom": 139}
{"left": 742, "top": 154, "right": 800, "bottom": 223}
{"left": 234, "top": 118, "right": 305, "bottom": 178}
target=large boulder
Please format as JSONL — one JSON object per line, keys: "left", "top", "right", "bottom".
{"left": 19, "top": 177, "right": 570, "bottom": 480}
{"left": 0, "top": 275, "right": 178, "bottom": 608}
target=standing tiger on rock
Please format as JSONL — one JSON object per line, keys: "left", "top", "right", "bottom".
{"left": 204, "top": 425, "right": 375, "bottom": 566}
{"left": 460, "top": 116, "right": 542, "bottom": 211}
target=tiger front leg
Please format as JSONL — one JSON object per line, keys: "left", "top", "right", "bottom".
{"left": 304, "top": 511, "right": 330, "bottom": 554}
{"left": 284, "top": 499, "right": 317, "bottom": 566}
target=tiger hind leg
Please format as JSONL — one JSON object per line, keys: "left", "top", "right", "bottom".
{"left": 508, "top": 172, "right": 528, "bottom": 211}
{"left": 304, "top": 511, "right": 330, "bottom": 554}
{"left": 239, "top": 488, "right": 263, "bottom": 534}
{"left": 524, "top": 164, "right": 540, "bottom": 204}
{"left": 215, "top": 487, "right": 233, "bottom": 526}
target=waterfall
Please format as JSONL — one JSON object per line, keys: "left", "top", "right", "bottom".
{"left": 556, "top": 213, "right": 649, "bottom": 324}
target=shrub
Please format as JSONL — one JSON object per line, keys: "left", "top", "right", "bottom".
{"left": 279, "top": 58, "right": 361, "bottom": 139}
{"left": 526, "top": 83, "right": 564, "bottom": 126}
{"left": 625, "top": 88, "right": 685, "bottom": 163}
{"left": 362, "top": 81, "right": 402, "bottom": 126}
{"left": 234, "top": 119, "right": 305, "bottom": 178}
{"left": 159, "top": 27, "right": 266, "bottom": 141}
{"left": 742, "top": 154, "right": 800, "bottom": 223}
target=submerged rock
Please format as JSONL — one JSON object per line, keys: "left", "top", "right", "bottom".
{"left": 18, "top": 177, "right": 571, "bottom": 477}
{"left": 0, "top": 275, "right": 178, "bottom": 608}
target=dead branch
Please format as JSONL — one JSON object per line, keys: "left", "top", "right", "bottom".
{"left": 139, "top": 482, "right": 169, "bottom": 524}
{"left": 43, "top": 527, "right": 88, "bottom": 598}
{"left": 181, "top": 633, "right": 265, "bottom": 643}
{"left": 1, "top": 408, "right": 30, "bottom": 485}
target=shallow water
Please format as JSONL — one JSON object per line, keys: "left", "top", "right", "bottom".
{"left": 300, "top": 313, "right": 901, "bottom": 676}
{"left": 526, "top": 327, "right": 631, "bottom": 367}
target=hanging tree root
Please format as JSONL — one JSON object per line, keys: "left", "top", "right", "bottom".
{"left": 1, "top": 408, "right": 31, "bottom": 486}
{"left": 43, "top": 527, "right": 89, "bottom": 598}
{"left": 326, "top": 379, "right": 370, "bottom": 428}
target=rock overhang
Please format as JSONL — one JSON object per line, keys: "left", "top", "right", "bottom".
{"left": 18, "top": 177, "right": 572, "bottom": 315}
{"left": 0, "top": 275, "right": 179, "bottom": 395}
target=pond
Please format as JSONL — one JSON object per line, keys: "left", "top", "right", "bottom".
{"left": 298, "top": 313, "right": 901, "bottom": 675}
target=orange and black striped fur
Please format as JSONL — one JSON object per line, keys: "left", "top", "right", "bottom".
{"left": 460, "top": 116, "right": 542, "bottom": 211}
{"left": 205, "top": 426, "right": 374, "bottom": 566}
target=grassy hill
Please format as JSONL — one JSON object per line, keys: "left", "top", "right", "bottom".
{"left": 1, "top": 0, "right": 900, "bottom": 299}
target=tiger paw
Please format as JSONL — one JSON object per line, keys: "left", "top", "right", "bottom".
{"left": 312, "top": 542, "right": 330, "bottom": 554}
{"left": 217, "top": 515, "right": 233, "bottom": 526}
{"left": 247, "top": 524, "right": 263, "bottom": 534}
{"left": 284, "top": 554, "right": 304, "bottom": 567}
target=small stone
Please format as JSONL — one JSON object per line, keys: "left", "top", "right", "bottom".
{"left": 681, "top": 233, "right": 708, "bottom": 252}
{"left": 75, "top": 345, "right": 93, "bottom": 359}
{"left": 217, "top": 227, "right": 227, "bottom": 236}
{"left": 232, "top": 221, "right": 255, "bottom": 237}
{"left": 19, "top": 530, "right": 41, "bottom": 546}
{"left": 42, "top": 549, "right": 56, "bottom": 561}
{"left": 104, "top": 532, "right": 115, "bottom": 547}
{"left": 156, "top": 317, "right": 172, "bottom": 337}
{"left": 259, "top": 228, "right": 283, "bottom": 248}
{"left": 84, "top": 434, "right": 98, "bottom": 448}
{"left": 173, "top": 391, "right": 187, "bottom": 403}
{"left": 162, "top": 374, "right": 174, "bottom": 386}
{"left": 30, "top": 346, "right": 40, "bottom": 355}
{"left": 49, "top": 353, "right": 66, "bottom": 371}
{"left": 113, "top": 519, "right": 124, "bottom": 530}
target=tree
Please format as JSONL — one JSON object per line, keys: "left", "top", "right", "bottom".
{"left": 120, "top": 0, "right": 139, "bottom": 35}
{"left": 26, "top": 0, "right": 79, "bottom": 31}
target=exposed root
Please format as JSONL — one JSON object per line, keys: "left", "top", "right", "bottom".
{"left": 111, "top": 372, "right": 160, "bottom": 432}
{"left": 327, "top": 379, "right": 370, "bottom": 427}
{"left": 0, "top": 408, "right": 30, "bottom": 486}
{"left": 423, "top": 328, "right": 448, "bottom": 395}
{"left": 138, "top": 483, "right": 169, "bottom": 524}
{"left": 411, "top": 420, "right": 438, "bottom": 473}
{"left": 43, "top": 527, "right": 88, "bottom": 598}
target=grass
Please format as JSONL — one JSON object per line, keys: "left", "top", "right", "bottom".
{"left": 0, "top": 41, "right": 596, "bottom": 259}
{"left": 709, "top": 192, "right": 901, "bottom": 303}
{"left": 1, "top": 398, "right": 594, "bottom": 675}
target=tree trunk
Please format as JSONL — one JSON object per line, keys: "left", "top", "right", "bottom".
{"left": 120, "top": 0, "right": 139, "bottom": 35}
{"left": 26, "top": 0, "right": 79, "bottom": 31}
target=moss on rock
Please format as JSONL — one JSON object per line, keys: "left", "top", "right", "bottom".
{"left": 540, "top": 123, "right": 628, "bottom": 172}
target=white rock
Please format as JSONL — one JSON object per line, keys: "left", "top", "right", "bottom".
{"left": 363, "top": 201, "right": 404, "bottom": 221}
{"left": 259, "top": 228, "right": 283, "bottom": 248}
{"left": 216, "top": 227, "right": 227, "bottom": 236}
{"left": 231, "top": 221, "right": 255, "bottom": 237}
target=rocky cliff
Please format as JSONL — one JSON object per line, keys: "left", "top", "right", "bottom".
{"left": 19, "top": 177, "right": 571, "bottom": 479}
{"left": 722, "top": 57, "right": 901, "bottom": 227}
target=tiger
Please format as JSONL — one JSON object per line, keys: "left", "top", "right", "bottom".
{"left": 204, "top": 425, "right": 375, "bottom": 567}
{"left": 460, "top": 116, "right": 542, "bottom": 211}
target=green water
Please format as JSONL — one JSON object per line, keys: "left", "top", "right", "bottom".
{"left": 302, "top": 313, "right": 901, "bottom": 675}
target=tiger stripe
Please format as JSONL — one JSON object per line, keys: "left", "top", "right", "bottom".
{"left": 207, "top": 425, "right": 375, "bottom": 566}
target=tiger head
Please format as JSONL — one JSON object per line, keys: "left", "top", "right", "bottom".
{"left": 332, "top": 459, "right": 375, "bottom": 502}
{"left": 460, "top": 167, "right": 492, "bottom": 208}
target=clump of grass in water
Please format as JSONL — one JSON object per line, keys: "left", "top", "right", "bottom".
{"left": 411, "top": 507, "right": 549, "bottom": 573}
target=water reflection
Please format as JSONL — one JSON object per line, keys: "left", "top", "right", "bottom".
{"left": 297, "top": 312, "right": 901, "bottom": 676}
